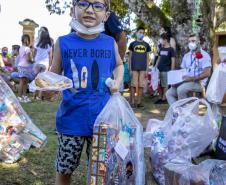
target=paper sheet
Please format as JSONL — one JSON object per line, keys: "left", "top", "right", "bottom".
{"left": 114, "top": 140, "right": 129, "bottom": 160}
{"left": 167, "top": 69, "right": 187, "bottom": 85}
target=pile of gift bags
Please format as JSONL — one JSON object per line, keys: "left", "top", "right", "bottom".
{"left": 88, "top": 93, "right": 144, "bottom": 185}
{"left": 144, "top": 97, "right": 219, "bottom": 185}
{"left": 0, "top": 76, "right": 47, "bottom": 163}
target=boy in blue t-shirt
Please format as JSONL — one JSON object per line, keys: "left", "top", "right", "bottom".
{"left": 45, "top": 0, "right": 124, "bottom": 184}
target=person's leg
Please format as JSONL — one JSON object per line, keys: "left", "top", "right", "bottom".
{"left": 55, "top": 134, "right": 86, "bottom": 185}
{"left": 22, "top": 77, "right": 28, "bottom": 97}
{"left": 137, "top": 71, "right": 146, "bottom": 106}
{"left": 18, "top": 77, "right": 23, "bottom": 98}
{"left": 55, "top": 174, "right": 71, "bottom": 185}
{"left": 166, "top": 86, "right": 178, "bottom": 105}
{"left": 177, "top": 82, "right": 202, "bottom": 100}
{"left": 85, "top": 137, "right": 93, "bottom": 163}
{"left": 161, "top": 72, "right": 168, "bottom": 101}
{"left": 131, "top": 71, "right": 138, "bottom": 107}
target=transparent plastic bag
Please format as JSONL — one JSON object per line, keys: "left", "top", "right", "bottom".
{"left": 164, "top": 159, "right": 226, "bottom": 185}
{"left": 88, "top": 93, "right": 144, "bottom": 185}
{"left": 143, "top": 119, "right": 163, "bottom": 148}
{"left": 29, "top": 71, "right": 73, "bottom": 92}
{"left": 206, "top": 63, "right": 226, "bottom": 104}
{"left": 0, "top": 76, "right": 47, "bottom": 163}
{"left": 150, "top": 67, "right": 160, "bottom": 91}
{"left": 149, "top": 97, "right": 218, "bottom": 185}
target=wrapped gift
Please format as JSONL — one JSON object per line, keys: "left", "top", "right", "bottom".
{"left": 89, "top": 123, "right": 136, "bottom": 185}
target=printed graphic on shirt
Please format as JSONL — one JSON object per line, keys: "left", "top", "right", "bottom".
{"left": 81, "top": 66, "right": 88, "bottom": 89}
{"left": 91, "top": 60, "right": 99, "bottom": 90}
{"left": 134, "top": 45, "right": 146, "bottom": 53}
{"left": 65, "top": 49, "right": 111, "bottom": 92}
{"left": 160, "top": 51, "right": 169, "bottom": 56}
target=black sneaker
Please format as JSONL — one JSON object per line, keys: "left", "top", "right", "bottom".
{"left": 161, "top": 100, "right": 168, "bottom": 104}
{"left": 154, "top": 99, "right": 163, "bottom": 104}
{"left": 137, "top": 103, "right": 145, "bottom": 108}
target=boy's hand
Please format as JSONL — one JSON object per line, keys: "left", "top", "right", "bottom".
{"left": 42, "top": 91, "right": 60, "bottom": 102}
{"left": 110, "top": 81, "right": 119, "bottom": 94}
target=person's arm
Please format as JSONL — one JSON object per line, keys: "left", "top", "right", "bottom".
{"left": 146, "top": 52, "right": 150, "bottom": 72}
{"left": 110, "top": 41, "right": 124, "bottom": 93}
{"left": 0, "top": 56, "right": 5, "bottom": 68}
{"left": 171, "top": 57, "right": 176, "bottom": 70}
{"left": 184, "top": 67, "right": 211, "bottom": 82}
{"left": 48, "top": 46, "right": 53, "bottom": 69}
{"left": 171, "top": 48, "right": 176, "bottom": 70}
{"left": 128, "top": 51, "right": 132, "bottom": 73}
{"left": 170, "top": 37, "right": 176, "bottom": 51}
{"left": 42, "top": 39, "right": 62, "bottom": 101}
{"left": 115, "top": 31, "right": 127, "bottom": 60}
{"left": 26, "top": 48, "right": 33, "bottom": 63}
{"left": 49, "top": 39, "right": 62, "bottom": 74}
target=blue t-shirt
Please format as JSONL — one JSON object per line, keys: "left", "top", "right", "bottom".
{"left": 56, "top": 33, "right": 116, "bottom": 136}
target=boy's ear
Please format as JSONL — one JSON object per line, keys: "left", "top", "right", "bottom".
{"left": 103, "top": 11, "right": 110, "bottom": 22}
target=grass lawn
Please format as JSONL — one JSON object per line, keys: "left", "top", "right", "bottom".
{"left": 0, "top": 100, "right": 88, "bottom": 185}
{"left": 0, "top": 94, "right": 166, "bottom": 185}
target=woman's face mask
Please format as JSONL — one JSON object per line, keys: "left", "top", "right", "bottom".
{"left": 2, "top": 51, "right": 7, "bottom": 57}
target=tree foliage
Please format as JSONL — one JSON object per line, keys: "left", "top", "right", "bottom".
{"left": 45, "top": 0, "right": 129, "bottom": 18}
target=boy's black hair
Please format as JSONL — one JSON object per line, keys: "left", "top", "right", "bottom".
{"left": 137, "top": 26, "right": 145, "bottom": 32}
{"left": 189, "top": 33, "right": 197, "bottom": 38}
{"left": 161, "top": 33, "right": 170, "bottom": 43}
{"left": 12, "top": 45, "right": 20, "bottom": 51}
{"left": 162, "top": 26, "right": 172, "bottom": 37}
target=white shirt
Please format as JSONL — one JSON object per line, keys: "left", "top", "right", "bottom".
{"left": 18, "top": 46, "right": 32, "bottom": 67}
{"left": 181, "top": 49, "right": 212, "bottom": 86}
{"left": 34, "top": 44, "right": 51, "bottom": 66}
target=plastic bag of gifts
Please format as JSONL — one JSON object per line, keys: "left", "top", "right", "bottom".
{"left": 87, "top": 93, "right": 144, "bottom": 185}
{"left": 206, "top": 63, "right": 226, "bottom": 104}
{"left": 29, "top": 71, "right": 73, "bottom": 92}
{"left": 144, "top": 97, "right": 218, "bottom": 185}
{"left": 164, "top": 159, "right": 226, "bottom": 185}
{"left": 0, "top": 76, "right": 47, "bottom": 163}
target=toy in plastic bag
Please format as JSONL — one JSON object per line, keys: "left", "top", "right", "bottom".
{"left": 0, "top": 76, "right": 47, "bottom": 163}
{"left": 206, "top": 63, "right": 226, "bottom": 104}
{"left": 147, "top": 97, "right": 218, "bottom": 185}
{"left": 164, "top": 159, "right": 226, "bottom": 185}
{"left": 87, "top": 93, "right": 144, "bottom": 185}
{"left": 29, "top": 71, "right": 73, "bottom": 92}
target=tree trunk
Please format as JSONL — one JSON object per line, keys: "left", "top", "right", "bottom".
{"left": 124, "top": 0, "right": 170, "bottom": 37}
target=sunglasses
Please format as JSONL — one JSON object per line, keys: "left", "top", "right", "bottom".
{"left": 74, "top": 0, "right": 107, "bottom": 12}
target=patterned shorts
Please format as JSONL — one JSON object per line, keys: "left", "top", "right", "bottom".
{"left": 55, "top": 134, "right": 92, "bottom": 175}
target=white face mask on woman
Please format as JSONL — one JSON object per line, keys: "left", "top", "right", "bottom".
{"left": 69, "top": 18, "right": 105, "bottom": 35}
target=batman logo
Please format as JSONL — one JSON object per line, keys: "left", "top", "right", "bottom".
{"left": 134, "top": 45, "right": 146, "bottom": 53}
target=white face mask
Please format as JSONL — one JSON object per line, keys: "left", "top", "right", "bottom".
{"left": 69, "top": 18, "right": 105, "bottom": 35}
{"left": 188, "top": 42, "right": 197, "bottom": 51}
